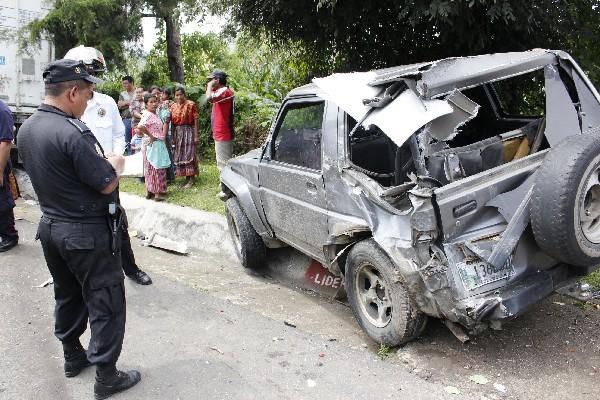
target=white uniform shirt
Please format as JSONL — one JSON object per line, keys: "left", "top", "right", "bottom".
{"left": 81, "top": 91, "right": 125, "bottom": 155}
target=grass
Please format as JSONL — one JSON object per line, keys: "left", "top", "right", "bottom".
{"left": 584, "top": 269, "right": 600, "bottom": 289}
{"left": 119, "top": 163, "right": 225, "bottom": 215}
{"left": 377, "top": 343, "right": 392, "bottom": 360}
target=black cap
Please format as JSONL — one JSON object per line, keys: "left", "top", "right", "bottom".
{"left": 207, "top": 69, "right": 228, "bottom": 80}
{"left": 43, "top": 59, "right": 103, "bottom": 84}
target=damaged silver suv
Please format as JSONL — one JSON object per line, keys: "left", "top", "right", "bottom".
{"left": 220, "top": 50, "right": 600, "bottom": 345}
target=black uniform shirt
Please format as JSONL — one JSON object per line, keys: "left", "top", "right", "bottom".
{"left": 18, "top": 104, "right": 117, "bottom": 221}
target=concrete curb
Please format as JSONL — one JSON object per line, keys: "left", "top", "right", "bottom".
{"left": 120, "top": 193, "right": 236, "bottom": 258}
{"left": 14, "top": 168, "right": 236, "bottom": 257}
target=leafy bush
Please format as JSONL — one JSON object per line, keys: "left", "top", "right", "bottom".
{"left": 138, "top": 30, "right": 312, "bottom": 156}
{"left": 98, "top": 30, "right": 312, "bottom": 158}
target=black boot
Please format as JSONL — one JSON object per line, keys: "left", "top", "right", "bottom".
{"left": 63, "top": 339, "right": 92, "bottom": 378}
{"left": 94, "top": 363, "right": 141, "bottom": 400}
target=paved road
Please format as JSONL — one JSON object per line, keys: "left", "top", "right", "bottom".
{"left": 1, "top": 215, "right": 459, "bottom": 400}
{"left": 4, "top": 202, "right": 600, "bottom": 400}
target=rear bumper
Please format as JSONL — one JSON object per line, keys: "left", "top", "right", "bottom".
{"left": 455, "top": 263, "right": 592, "bottom": 327}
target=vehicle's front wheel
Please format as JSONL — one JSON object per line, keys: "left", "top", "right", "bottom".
{"left": 225, "top": 197, "right": 267, "bottom": 269}
{"left": 345, "top": 239, "right": 427, "bottom": 346}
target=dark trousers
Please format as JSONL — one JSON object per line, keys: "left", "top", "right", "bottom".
{"left": 0, "top": 176, "right": 17, "bottom": 241}
{"left": 116, "top": 194, "right": 140, "bottom": 276}
{"left": 0, "top": 208, "right": 18, "bottom": 241}
{"left": 38, "top": 217, "right": 126, "bottom": 365}
{"left": 123, "top": 118, "right": 132, "bottom": 155}
{"left": 120, "top": 227, "right": 140, "bottom": 276}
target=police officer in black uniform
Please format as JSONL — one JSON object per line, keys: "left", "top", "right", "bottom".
{"left": 17, "top": 59, "right": 141, "bottom": 400}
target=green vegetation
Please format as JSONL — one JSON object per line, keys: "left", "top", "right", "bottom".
{"left": 216, "top": 0, "right": 600, "bottom": 85}
{"left": 99, "top": 30, "right": 310, "bottom": 159}
{"left": 584, "top": 270, "right": 600, "bottom": 289}
{"left": 377, "top": 343, "right": 392, "bottom": 360}
{"left": 575, "top": 300, "right": 591, "bottom": 311}
{"left": 27, "top": 0, "right": 141, "bottom": 68}
{"left": 118, "top": 163, "right": 224, "bottom": 214}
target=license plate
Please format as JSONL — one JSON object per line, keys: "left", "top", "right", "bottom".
{"left": 457, "top": 260, "right": 513, "bottom": 291}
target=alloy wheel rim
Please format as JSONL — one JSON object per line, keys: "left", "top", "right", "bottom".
{"left": 580, "top": 168, "right": 600, "bottom": 243}
{"left": 355, "top": 263, "right": 392, "bottom": 328}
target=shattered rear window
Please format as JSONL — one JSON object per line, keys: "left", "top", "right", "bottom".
{"left": 492, "top": 70, "right": 545, "bottom": 117}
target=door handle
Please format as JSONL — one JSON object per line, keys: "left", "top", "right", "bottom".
{"left": 306, "top": 181, "right": 317, "bottom": 190}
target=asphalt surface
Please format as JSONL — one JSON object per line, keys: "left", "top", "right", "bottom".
{"left": 1, "top": 215, "right": 458, "bottom": 400}
{"left": 3, "top": 201, "right": 600, "bottom": 400}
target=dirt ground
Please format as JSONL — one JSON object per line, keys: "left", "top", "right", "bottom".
{"left": 130, "top": 239, "right": 600, "bottom": 400}
{"left": 11, "top": 201, "right": 600, "bottom": 400}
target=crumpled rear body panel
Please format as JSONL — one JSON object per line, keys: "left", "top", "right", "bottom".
{"left": 225, "top": 50, "right": 600, "bottom": 334}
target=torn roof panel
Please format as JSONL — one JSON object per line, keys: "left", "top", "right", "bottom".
{"left": 312, "top": 73, "right": 453, "bottom": 146}
{"left": 312, "top": 72, "right": 380, "bottom": 121}
{"left": 368, "top": 50, "right": 556, "bottom": 99}
{"left": 362, "top": 89, "right": 452, "bottom": 147}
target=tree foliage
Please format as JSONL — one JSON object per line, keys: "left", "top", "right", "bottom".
{"left": 28, "top": 0, "right": 141, "bottom": 68}
{"left": 133, "top": 31, "right": 313, "bottom": 155}
{"left": 214, "top": 0, "right": 600, "bottom": 83}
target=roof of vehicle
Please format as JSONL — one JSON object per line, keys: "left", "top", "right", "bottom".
{"left": 369, "top": 49, "right": 558, "bottom": 98}
{"left": 287, "top": 83, "right": 323, "bottom": 98}
{"left": 291, "top": 50, "right": 567, "bottom": 102}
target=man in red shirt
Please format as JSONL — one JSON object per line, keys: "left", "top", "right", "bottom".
{"left": 205, "top": 70, "right": 235, "bottom": 172}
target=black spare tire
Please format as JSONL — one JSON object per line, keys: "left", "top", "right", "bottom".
{"left": 225, "top": 197, "right": 267, "bottom": 269}
{"left": 531, "top": 133, "right": 600, "bottom": 267}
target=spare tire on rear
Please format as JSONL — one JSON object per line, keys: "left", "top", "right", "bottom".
{"left": 531, "top": 133, "right": 600, "bottom": 267}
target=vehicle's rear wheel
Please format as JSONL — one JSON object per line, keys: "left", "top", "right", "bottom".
{"left": 345, "top": 239, "right": 427, "bottom": 346}
{"left": 531, "top": 133, "right": 600, "bottom": 266}
{"left": 225, "top": 197, "right": 266, "bottom": 269}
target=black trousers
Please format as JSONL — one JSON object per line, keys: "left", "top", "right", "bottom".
{"left": 0, "top": 208, "right": 17, "bottom": 241}
{"left": 38, "top": 217, "right": 126, "bottom": 365}
{"left": 116, "top": 192, "right": 139, "bottom": 276}
{"left": 0, "top": 175, "right": 18, "bottom": 241}
{"left": 120, "top": 220, "right": 139, "bottom": 276}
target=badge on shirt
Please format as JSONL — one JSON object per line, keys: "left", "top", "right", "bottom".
{"left": 98, "top": 107, "right": 106, "bottom": 117}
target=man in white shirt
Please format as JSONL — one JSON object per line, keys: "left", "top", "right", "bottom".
{"left": 64, "top": 46, "right": 152, "bottom": 286}
{"left": 81, "top": 90, "right": 125, "bottom": 156}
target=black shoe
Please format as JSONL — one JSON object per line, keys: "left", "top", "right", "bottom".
{"left": 94, "top": 369, "right": 141, "bottom": 400}
{"left": 0, "top": 237, "right": 18, "bottom": 252}
{"left": 64, "top": 352, "right": 92, "bottom": 377}
{"left": 126, "top": 270, "right": 152, "bottom": 285}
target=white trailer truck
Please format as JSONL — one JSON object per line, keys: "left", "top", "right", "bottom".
{"left": 0, "top": 0, "right": 53, "bottom": 163}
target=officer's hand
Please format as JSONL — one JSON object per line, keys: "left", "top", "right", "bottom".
{"left": 107, "top": 154, "right": 125, "bottom": 176}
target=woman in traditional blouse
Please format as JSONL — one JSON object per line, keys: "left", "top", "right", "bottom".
{"left": 165, "top": 87, "right": 199, "bottom": 189}
{"left": 137, "top": 93, "right": 169, "bottom": 201}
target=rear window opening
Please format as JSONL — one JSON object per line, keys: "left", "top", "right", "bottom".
{"left": 425, "top": 70, "right": 548, "bottom": 185}
{"left": 347, "top": 69, "right": 555, "bottom": 190}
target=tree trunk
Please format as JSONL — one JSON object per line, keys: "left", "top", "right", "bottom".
{"left": 164, "top": 13, "right": 184, "bottom": 83}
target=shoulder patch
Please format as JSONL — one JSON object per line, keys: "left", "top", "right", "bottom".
{"left": 66, "top": 118, "right": 92, "bottom": 134}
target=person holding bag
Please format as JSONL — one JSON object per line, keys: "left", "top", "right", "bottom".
{"left": 137, "top": 93, "right": 170, "bottom": 201}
